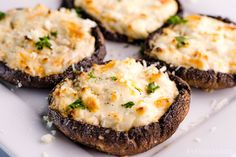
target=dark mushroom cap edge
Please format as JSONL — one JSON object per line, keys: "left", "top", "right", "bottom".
{"left": 0, "top": 27, "right": 106, "bottom": 88}
{"left": 48, "top": 60, "right": 191, "bottom": 156}
{"left": 144, "top": 15, "right": 236, "bottom": 90}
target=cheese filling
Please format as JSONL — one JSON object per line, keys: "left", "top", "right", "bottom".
{"left": 0, "top": 5, "right": 96, "bottom": 77}
{"left": 50, "top": 58, "right": 179, "bottom": 131}
{"left": 75, "top": 0, "right": 178, "bottom": 40}
{"left": 147, "top": 15, "right": 236, "bottom": 74}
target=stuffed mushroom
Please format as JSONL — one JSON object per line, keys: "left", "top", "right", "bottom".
{"left": 48, "top": 58, "right": 190, "bottom": 156}
{"left": 62, "top": 0, "right": 183, "bottom": 43}
{"left": 145, "top": 15, "right": 236, "bottom": 90}
{"left": 0, "top": 5, "right": 106, "bottom": 88}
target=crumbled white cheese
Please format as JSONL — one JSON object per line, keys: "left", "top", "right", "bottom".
{"left": 16, "top": 80, "right": 22, "bottom": 88}
{"left": 51, "top": 130, "right": 56, "bottom": 136}
{"left": 72, "top": 126, "right": 78, "bottom": 130}
{"left": 175, "top": 66, "right": 182, "bottom": 71}
{"left": 105, "top": 130, "right": 110, "bottom": 134}
{"left": 59, "top": 38, "right": 70, "bottom": 45}
{"left": 42, "top": 115, "right": 53, "bottom": 128}
{"left": 43, "top": 116, "right": 49, "bottom": 121}
{"left": 30, "top": 52, "right": 38, "bottom": 59}
{"left": 17, "top": 82, "right": 22, "bottom": 88}
{"left": 47, "top": 121, "right": 53, "bottom": 128}
{"left": 27, "top": 29, "right": 42, "bottom": 41}
{"left": 80, "top": 66, "right": 84, "bottom": 72}
{"left": 65, "top": 120, "right": 70, "bottom": 126}
{"left": 41, "top": 134, "right": 55, "bottom": 144}
{"left": 44, "top": 20, "right": 52, "bottom": 30}
{"left": 159, "top": 66, "right": 167, "bottom": 72}
{"left": 98, "top": 135, "right": 104, "bottom": 140}
{"left": 72, "top": 64, "right": 76, "bottom": 72}
{"left": 142, "top": 60, "right": 147, "bottom": 68}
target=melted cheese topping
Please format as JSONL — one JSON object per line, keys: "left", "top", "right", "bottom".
{"left": 0, "top": 5, "right": 96, "bottom": 77}
{"left": 147, "top": 15, "right": 236, "bottom": 73}
{"left": 50, "top": 58, "right": 179, "bottom": 131}
{"left": 75, "top": 0, "right": 178, "bottom": 40}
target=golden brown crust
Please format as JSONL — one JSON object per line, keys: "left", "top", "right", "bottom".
{"left": 144, "top": 15, "right": 236, "bottom": 90}
{"left": 48, "top": 60, "right": 191, "bottom": 156}
{"left": 0, "top": 27, "right": 106, "bottom": 88}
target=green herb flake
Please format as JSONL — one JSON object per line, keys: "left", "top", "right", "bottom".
{"left": 175, "top": 36, "right": 188, "bottom": 48}
{"left": 110, "top": 76, "right": 117, "bottom": 81}
{"left": 166, "top": 15, "right": 187, "bottom": 25}
{"left": 147, "top": 82, "right": 160, "bottom": 94}
{"left": 35, "top": 36, "right": 52, "bottom": 50}
{"left": 88, "top": 70, "right": 96, "bottom": 79}
{"left": 122, "top": 101, "right": 135, "bottom": 108}
{"left": 68, "top": 98, "right": 86, "bottom": 110}
{"left": 135, "top": 87, "right": 142, "bottom": 93}
{"left": 75, "top": 7, "right": 83, "bottom": 17}
{"left": 0, "top": 11, "right": 6, "bottom": 20}
{"left": 50, "top": 31, "right": 58, "bottom": 37}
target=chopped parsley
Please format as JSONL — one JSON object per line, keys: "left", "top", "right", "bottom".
{"left": 68, "top": 98, "right": 86, "bottom": 110}
{"left": 88, "top": 70, "right": 96, "bottom": 79}
{"left": 147, "top": 82, "right": 160, "bottom": 94}
{"left": 175, "top": 36, "right": 188, "bottom": 48}
{"left": 0, "top": 11, "right": 5, "bottom": 20}
{"left": 110, "top": 76, "right": 117, "bottom": 81}
{"left": 122, "top": 101, "right": 135, "bottom": 108}
{"left": 75, "top": 7, "right": 83, "bottom": 17}
{"left": 135, "top": 87, "right": 142, "bottom": 93}
{"left": 166, "top": 15, "right": 187, "bottom": 25}
{"left": 35, "top": 36, "right": 52, "bottom": 50}
{"left": 50, "top": 31, "right": 58, "bottom": 37}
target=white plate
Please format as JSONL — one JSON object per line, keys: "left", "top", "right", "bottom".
{"left": 0, "top": 1, "right": 236, "bottom": 157}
